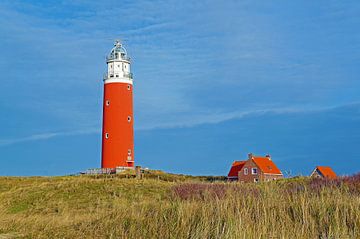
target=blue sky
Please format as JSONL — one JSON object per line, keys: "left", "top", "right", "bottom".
{"left": 0, "top": 1, "right": 359, "bottom": 176}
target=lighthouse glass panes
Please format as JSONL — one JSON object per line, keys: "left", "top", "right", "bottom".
{"left": 101, "top": 40, "right": 134, "bottom": 169}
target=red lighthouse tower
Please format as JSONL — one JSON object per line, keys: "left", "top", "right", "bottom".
{"left": 101, "top": 40, "right": 134, "bottom": 169}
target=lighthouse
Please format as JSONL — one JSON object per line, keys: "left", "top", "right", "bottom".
{"left": 101, "top": 40, "right": 134, "bottom": 169}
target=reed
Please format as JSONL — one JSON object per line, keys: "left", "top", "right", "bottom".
{"left": 0, "top": 173, "right": 359, "bottom": 238}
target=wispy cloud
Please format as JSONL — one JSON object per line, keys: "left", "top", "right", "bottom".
{"left": 2, "top": 0, "right": 359, "bottom": 134}
{"left": 137, "top": 102, "right": 360, "bottom": 130}
{"left": 2, "top": 102, "right": 358, "bottom": 147}
{"left": 1, "top": 0, "right": 360, "bottom": 166}
{"left": 0, "top": 128, "right": 100, "bottom": 147}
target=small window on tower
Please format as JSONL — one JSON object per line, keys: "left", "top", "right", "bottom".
{"left": 128, "top": 149, "right": 132, "bottom": 155}
{"left": 116, "top": 75, "right": 119, "bottom": 77}
{"left": 106, "top": 100, "right": 110, "bottom": 106}
{"left": 127, "top": 85, "right": 131, "bottom": 90}
{"left": 105, "top": 133, "right": 109, "bottom": 139}
{"left": 127, "top": 116, "right": 131, "bottom": 122}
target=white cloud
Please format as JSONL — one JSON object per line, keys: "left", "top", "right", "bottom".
{"left": 0, "top": 128, "right": 100, "bottom": 147}
{"left": 136, "top": 102, "right": 360, "bottom": 130}
{"left": 2, "top": 102, "right": 357, "bottom": 147}
{"left": 0, "top": 0, "right": 359, "bottom": 145}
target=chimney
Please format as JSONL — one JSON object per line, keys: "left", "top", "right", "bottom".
{"left": 266, "top": 154, "right": 271, "bottom": 160}
{"left": 248, "top": 153, "right": 253, "bottom": 160}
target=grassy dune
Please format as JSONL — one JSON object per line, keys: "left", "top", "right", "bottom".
{"left": 0, "top": 172, "right": 359, "bottom": 238}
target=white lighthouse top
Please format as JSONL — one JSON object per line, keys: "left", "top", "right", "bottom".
{"left": 107, "top": 40, "right": 130, "bottom": 62}
{"left": 104, "top": 40, "right": 133, "bottom": 84}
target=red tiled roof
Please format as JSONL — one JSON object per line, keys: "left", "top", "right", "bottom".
{"left": 316, "top": 166, "right": 337, "bottom": 179}
{"left": 227, "top": 161, "right": 246, "bottom": 178}
{"left": 252, "top": 156, "right": 282, "bottom": 175}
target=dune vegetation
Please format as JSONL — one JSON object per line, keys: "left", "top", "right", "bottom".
{"left": 0, "top": 171, "right": 359, "bottom": 238}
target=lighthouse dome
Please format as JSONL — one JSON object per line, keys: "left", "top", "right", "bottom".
{"left": 107, "top": 40, "right": 130, "bottom": 61}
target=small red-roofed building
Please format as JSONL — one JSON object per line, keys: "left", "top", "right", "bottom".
{"left": 227, "top": 153, "right": 283, "bottom": 183}
{"left": 227, "top": 161, "right": 246, "bottom": 181}
{"left": 310, "top": 166, "right": 337, "bottom": 179}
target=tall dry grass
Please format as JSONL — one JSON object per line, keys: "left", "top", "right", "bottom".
{"left": 0, "top": 174, "right": 359, "bottom": 238}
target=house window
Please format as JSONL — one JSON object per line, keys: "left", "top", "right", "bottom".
{"left": 116, "top": 74, "right": 119, "bottom": 77}
{"left": 127, "top": 116, "right": 131, "bottom": 122}
{"left": 244, "top": 168, "right": 248, "bottom": 175}
{"left": 252, "top": 168, "right": 258, "bottom": 175}
{"left": 254, "top": 178, "right": 259, "bottom": 183}
{"left": 105, "top": 133, "right": 109, "bottom": 139}
{"left": 106, "top": 100, "right": 110, "bottom": 106}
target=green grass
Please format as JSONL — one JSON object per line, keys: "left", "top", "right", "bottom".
{"left": 0, "top": 172, "right": 359, "bottom": 238}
